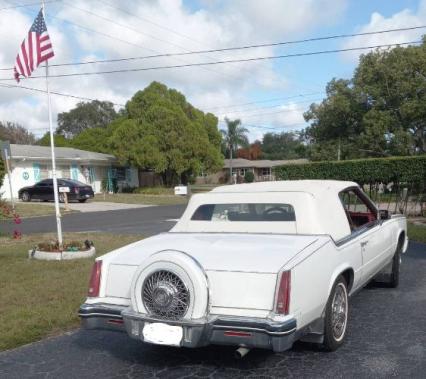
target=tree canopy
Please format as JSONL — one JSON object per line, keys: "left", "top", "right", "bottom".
{"left": 0, "top": 122, "right": 36, "bottom": 145}
{"left": 37, "top": 132, "right": 70, "bottom": 147}
{"left": 237, "top": 142, "right": 262, "bottom": 160}
{"left": 261, "top": 131, "right": 306, "bottom": 160}
{"left": 57, "top": 100, "right": 118, "bottom": 138}
{"left": 221, "top": 118, "right": 249, "bottom": 158}
{"left": 304, "top": 38, "right": 426, "bottom": 160}
{"left": 110, "top": 82, "right": 223, "bottom": 185}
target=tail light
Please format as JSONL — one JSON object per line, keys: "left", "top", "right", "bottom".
{"left": 74, "top": 187, "right": 80, "bottom": 194}
{"left": 88, "top": 260, "right": 102, "bottom": 297}
{"left": 276, "top": 271, "right": 291, "bottom": 315}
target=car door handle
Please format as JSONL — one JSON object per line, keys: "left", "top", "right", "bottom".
{"left": 361, "top": 241, "right": 369, "bottom": 247}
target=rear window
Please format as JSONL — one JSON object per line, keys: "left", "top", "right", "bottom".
{"left": 191, "top": 203, "right": 296, "bottom": 222}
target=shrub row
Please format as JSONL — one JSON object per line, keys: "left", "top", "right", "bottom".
{"left": 274, "top": 155, "right": 426, "bottom": 185}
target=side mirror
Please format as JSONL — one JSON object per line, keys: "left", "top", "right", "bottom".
{"left": 379, "top": 209, "right": 390, "bottom": 220}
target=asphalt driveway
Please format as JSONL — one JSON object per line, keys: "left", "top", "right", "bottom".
{"left": 0, "top": 242, "right": 425, "bottom": 379}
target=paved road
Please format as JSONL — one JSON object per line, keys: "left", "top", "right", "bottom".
{"left": 17, "top": 201, "right": 155, "bottom": 213}
{"left": 0, "top": 204, "right": 185, "bottom": 235}
{"left": 1, "top": 242, "right": 425, "bottom": 379}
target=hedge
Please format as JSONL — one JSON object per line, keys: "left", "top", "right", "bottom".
{"left": 0, "top": 158, "right": 5, "bottom": 191}
{"left": 274, "top": 155, "right": 426, "bottom": 185}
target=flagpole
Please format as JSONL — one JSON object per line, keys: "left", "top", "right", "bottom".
{"left": 42, "top": 1, "right": 63, "bottom": 251}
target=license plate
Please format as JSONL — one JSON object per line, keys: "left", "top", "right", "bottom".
{"left": 85, "top": 194, "right": 90, "bottom": 197}
{"left": 142, "top": 322, "right": 183, "bottom": 346}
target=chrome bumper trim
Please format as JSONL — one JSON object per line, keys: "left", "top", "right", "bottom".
{"left": 79, "top": 302, "right": 297, "bottom": 352}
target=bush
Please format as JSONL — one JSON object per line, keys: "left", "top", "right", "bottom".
{"left": 274, "top": 156, "right": 426, "bottom": 185}
{"left": 244, "top": 171, "right": 255, "bottom": 183}
{"left": 121, "top": 186, "right": 137, "bottom": 193}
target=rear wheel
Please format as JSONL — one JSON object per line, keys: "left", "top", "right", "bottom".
{"left": 323, "top": 275, "right": 348, "bottom": 351}
{"left": 21, "top": 191, "right": 31, "bottom": 202}
{"left": 59, "top": 193, "right": 65, "bottom": 203}
{"left": 388, "top": 244, "right": 402, "bottom": 288}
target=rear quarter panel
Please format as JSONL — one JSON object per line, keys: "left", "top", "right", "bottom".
{"left": 287, "top": 239, "right": 362, "bottom": 330}
{"left": 389, "top": 216, "right": 408, "bottom": 252}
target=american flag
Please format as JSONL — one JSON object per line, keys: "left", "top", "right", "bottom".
{"left": 14, "top": 9, "right": 54, "bottom": 82}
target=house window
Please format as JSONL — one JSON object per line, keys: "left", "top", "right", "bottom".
{"left": 113, "top": 167, "right": 126, "bottom": 181}
{"left": 262, "top": 168, "right": 271, "bottom": 176}
{"left": 231, "top": 168, "right": 253, "bottom": 176}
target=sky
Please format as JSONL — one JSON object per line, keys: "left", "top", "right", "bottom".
{"left": 0, "top": 0, "right": 425, "bottom": 142}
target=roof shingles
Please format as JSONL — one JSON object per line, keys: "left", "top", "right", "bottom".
{"left": 10, "top": 144, "right": 116, "bottom": 162}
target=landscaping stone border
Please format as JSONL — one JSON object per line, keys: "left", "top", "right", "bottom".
{"left": 28, "top": 246, "right": 96, "bottom": 260}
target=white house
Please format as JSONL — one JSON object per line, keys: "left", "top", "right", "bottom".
{"left": 0, "top": 144, "right": 139, "bottom": 200}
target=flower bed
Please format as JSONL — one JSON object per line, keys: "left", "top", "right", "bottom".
{"left": 29, "top": 240, "right": 96, "bottom": 260}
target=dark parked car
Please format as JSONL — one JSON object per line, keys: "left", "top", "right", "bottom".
{"left": 18, "top": 179, "right": 94, "bottom": 203}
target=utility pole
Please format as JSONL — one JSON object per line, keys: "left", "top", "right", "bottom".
{"left": 229, "top": 145, "right": 233, "bottom": 184}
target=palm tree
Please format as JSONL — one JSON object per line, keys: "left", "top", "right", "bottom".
{"left": 221, "top": 118, "right": 249, "bottom": 183}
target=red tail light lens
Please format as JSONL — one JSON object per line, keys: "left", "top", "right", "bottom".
{"left": 276, "top": 271, "right": 291, "bottom": 315}
{"left": 88, "top": 260, "right": 102, "bottom": 297}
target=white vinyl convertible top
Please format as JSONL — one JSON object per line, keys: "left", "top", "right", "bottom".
{"left": 211, "top": 180, "right": 358, "bottom": 195}
{"left": 172, "top": 180, "right": 362, "bottom": 241}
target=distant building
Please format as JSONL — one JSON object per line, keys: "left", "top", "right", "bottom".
{"left": 0, "top": 144, "right": 139, "bottom": 199}
{"left": 197, "top": 158, "right": 308, "bottom": 184}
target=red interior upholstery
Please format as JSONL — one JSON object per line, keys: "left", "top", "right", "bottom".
{"left": 348, "top": 211, "right": 376, "bottom": 228}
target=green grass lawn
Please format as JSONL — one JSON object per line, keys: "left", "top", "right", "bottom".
{"left": 93, "top": 193, "right": 188, "bottom": 205}
{"left": 408, "top": 221, "right": 426, "bottom": 244}
{"left": 0, "top": 233, "right": 142, "bottom": 351}
{"left": 0, "top": 202, "right": 58, "bottom": 220}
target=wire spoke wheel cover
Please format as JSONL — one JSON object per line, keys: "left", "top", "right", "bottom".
{"left": 142, "top": 270, "right": 190, "bottom": 320}
{"left": 331, "top": 282, "right": 348, "bottom": 341}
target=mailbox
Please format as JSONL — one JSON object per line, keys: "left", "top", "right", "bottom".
{"left": 174, "top": 186, "right": 188, "bottom": 196}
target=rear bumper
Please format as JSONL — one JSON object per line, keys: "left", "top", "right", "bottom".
{"left": 79, "top": 303, "right": 297, "bottom": 352}
{"left": 69, "top": 193, "right": 94, "bottom": 201}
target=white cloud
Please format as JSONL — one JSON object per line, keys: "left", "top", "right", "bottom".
{"left": 341, "top": 0, "right": 426, "bottom": 61}
{"left": 0, "top": 0, "right": 348, "bottom": 138}
{"left": 227, "top": 0, "right": 348, "bottom": 40}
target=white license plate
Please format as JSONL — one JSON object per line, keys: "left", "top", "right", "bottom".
{"left": 85, "top": 194, "right": 90, "bottom": 198}
{"left": 142, "top": 322, "right": 183, "bottom": 346}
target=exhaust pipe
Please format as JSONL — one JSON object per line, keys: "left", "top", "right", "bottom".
{"left": 234, "top": 347, "right": 250, "bottom": 359}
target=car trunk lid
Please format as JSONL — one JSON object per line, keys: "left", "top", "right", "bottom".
{"left": 109, "top": 232, "right": 320, "bottom": 274}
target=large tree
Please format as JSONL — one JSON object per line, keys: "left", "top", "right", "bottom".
{"left": 304, "top": 38, "right": 426, "bottom": 160}
{"left": 110, "top": 82, "right": 223, "bottom": 186}
{"left": 261, "top": 131, "right": 307, "bottom": 160}
{"left": 0, "top": 122, "right": 36, "bottom": 144}
{"left": 57, "top": 100, "right": 118, "bottom": 138}
{"left": 237, "top": 141, "right": 262, "bottom": 160}
{"left": 221, "top": 118, "right": 249, "bottom": 181}
{"left": 71, "top": 126, "right": 113, "bottom": 153}
{"left": 37, "top": 132, "right": 71, "bottom": 147}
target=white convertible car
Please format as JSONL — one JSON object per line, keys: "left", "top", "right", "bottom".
{"left": 79, "top": 180, "right": 408, "bottom": 355}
